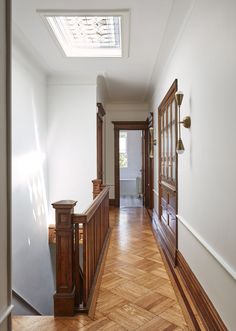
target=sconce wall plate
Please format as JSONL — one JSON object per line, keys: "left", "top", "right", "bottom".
{"left": 181, "top": 116, "right": 191, "bottom": 128}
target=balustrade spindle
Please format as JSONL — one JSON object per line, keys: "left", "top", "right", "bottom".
{"left": 52, "top": 180, "right": 110, "bottom": 317}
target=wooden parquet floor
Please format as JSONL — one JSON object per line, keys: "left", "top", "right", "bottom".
{"left": 13, "top": 207, "right": 190, "bottom": 331}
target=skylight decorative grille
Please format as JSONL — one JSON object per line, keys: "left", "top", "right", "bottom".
{"left": 46, "top": 15, "right": 122, "bottom": 57}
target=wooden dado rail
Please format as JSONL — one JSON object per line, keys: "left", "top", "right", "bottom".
{"left": 52, "top": 180, "right": 110, "bottom": 316}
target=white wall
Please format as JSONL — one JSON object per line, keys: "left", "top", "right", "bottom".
{"left": 12, "top": 44, "right": 55, "bottom": 314}
{"left": 0, "top": 0, "right": 11, "bottom": 329}
{"left": 151, "top": 0, "right": 236, "bottom": 329}
{"left": 104, "top": 104, "right": 149, "bottom": 198}
{"left": 47, "top": 84, "right": 97, "bottom": 214}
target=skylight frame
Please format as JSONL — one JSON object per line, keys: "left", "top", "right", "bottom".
{"left": 38, "top": 10, "right": 130, "bottom": 58}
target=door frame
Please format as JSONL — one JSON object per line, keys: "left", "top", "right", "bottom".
{"left": 146, "top": 113, "right": 154, "bottom": 210}
{"left": 96, "top": 103, "right": 105, "bottom": 181}
{"left": 112, "top": 121, "right": 148, "bottom": 207}
{"left": 0, "top": 0, "right": 12, "bottom": 328}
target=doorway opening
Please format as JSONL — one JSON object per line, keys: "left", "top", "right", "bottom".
{"left": 113, "top": 121, "right": 148, "bottom": 208}
{"left": 119, "top": 130, "right": 143, "bottom": 207}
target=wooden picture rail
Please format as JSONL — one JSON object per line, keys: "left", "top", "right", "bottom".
{"left": 52, "top": 182, "right": 110, "bottom": 316}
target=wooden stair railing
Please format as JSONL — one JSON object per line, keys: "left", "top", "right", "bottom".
{"left": 52, "top": 181, "right": 110, "bottom": 316}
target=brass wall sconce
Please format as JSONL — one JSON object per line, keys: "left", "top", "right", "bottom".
{"left": 149, "top": 127, "right": 157, "bottom": 158}
{"left": 175, "top": 91, "right": 191, "bottom": 154}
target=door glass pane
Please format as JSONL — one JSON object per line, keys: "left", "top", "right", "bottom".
{"left": 161, "top": 124, "right": 164, "bottom": 176}
{"left": 163, "top": 110, "right": 166, "bottom": 177}
{"left": 167, "top": 104, "right": 171, "bottom": 179}
{"left": 172, "top": 100, "right": 176, "bottom": 181}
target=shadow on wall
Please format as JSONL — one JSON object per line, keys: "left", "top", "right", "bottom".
{"left": 12, "top": 90, "right": 55, "bottom": 315}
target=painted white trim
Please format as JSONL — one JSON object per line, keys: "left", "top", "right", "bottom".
{"left": 177, "top": 214, "right": 236, "bottom": 281}
{"left": 0, "top": 305, "right": 14, "bottom": 324}
{"left": 47, "top": 82, "right": 97, "bottom": 86}
{"left": 153, "top": 189, "right": 158, "bottom": 197}
{"left": 153, "top": 208, "right": 158, "bottom": 220}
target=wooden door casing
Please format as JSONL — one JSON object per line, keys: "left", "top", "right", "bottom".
{"left": 97, "top": 103, "right": 105, "bottom": 181}
{"left": 112, "top": 121, "right": 148, "bottom": 207}
{"left": 146, "top": 113, "right": 154, "bottom": 210}
{"left": 158, "top": 80, "right": 178, "bottom": 266}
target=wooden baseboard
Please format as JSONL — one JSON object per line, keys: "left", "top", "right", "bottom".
{"left": 146, "top": 208, "right": 153, "bottom": 219}
{"left": 151, "top": 212, "right": 227, "bottom": 331}
{"left": 177, "top": 251, "right": 227, "bottom": 331}
{"left": 109, "top": 199, "right": 115, "bottom": 206}
{"left": 87, "top": 228, "right": 112, "bottom": 319}
{"left": 151, "top": 214, "right": 201, "bottom": 330}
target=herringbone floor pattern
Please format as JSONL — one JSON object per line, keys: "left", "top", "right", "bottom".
{"left": 13, "top": 207, "right": 190, "bottom": 330}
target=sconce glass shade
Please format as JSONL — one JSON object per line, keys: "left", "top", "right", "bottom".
{"left": 149, "top": 127, "right": 154, "bottom": 158}
{"left": 176, "top": 138, "right": 185, "bottom": 154}
{"left": 175, "top": 91, "right": 184, "bottom": 106}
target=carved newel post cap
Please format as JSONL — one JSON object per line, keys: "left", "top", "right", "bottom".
{"left": 52, "top": 200, "right": 77, "bottom": 209}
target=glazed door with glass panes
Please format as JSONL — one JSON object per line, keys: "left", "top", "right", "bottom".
{"left": 158, "top": 80, "right": 178, "bottom": 266}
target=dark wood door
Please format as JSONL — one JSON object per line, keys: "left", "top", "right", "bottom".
{"left": 97, "top": 114, "right": 103, "bottom": 181}
{"left": 158, "top": 80, "right": 178, "bottom": 266}
{"left": 146, "top": 113, "right": 154, "bottom": 210}
{"left": 141, "top": 129, "right": 145, "bottom": 206}
{"left": 97, "top": 103, "right": 105, "bottom": 181}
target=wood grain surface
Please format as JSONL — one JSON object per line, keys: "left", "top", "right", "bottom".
{"left": 13, "top": 207, "right": 191, "bottom": 331}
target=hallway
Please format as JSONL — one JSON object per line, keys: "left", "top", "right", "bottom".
{"left": 13, "top": 207, "right": 189, "bottom": 330}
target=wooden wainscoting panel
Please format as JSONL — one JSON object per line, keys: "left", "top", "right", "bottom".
{"left": 153, "top": 210, "right": 177, "bottom": 268}
{"left": 109, "top": 198, "right": 115, "bottom": 206}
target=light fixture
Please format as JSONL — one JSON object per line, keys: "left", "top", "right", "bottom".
{"left": 149, "top": 127, "right": 157, "bottom": 158}
{"left": 175, "top": 91, "right": 191, "bottom": 154}
{"left": 38, "top": 10, "right": 130, "bottom": 58}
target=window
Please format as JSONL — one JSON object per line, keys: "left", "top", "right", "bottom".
{"left": 119, "top": 131, "right": 128, "bottom": 168}
{"left": 39, "top": 10, "right": 130, "bottom": 58}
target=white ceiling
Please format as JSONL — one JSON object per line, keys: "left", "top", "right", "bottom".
{"left": 12, "top": 0, "right": 175, "bottom": 103}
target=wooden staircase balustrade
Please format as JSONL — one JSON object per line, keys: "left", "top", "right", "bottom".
{"left": 51, "top": 200, "right": 77, "bottom": 316}
{"left": 52, "top": 182, "right": 110, "bottom": 317}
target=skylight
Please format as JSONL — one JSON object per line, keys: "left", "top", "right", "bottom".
{"left": 45, "top": 15, "right": 123, "bottom": 57}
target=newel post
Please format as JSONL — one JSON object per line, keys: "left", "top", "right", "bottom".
{"left": 52, "top": 200, "right": 77, "bottom": 316}
{"left": 92, "top": 179, "right": 102, "bottom": 199}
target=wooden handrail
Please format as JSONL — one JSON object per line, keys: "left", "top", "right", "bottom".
{"left": 72, "top": 186, "right": 109, "bottom": 224}
{"left": 52, "top": 180, "right": 110, "bottom": 316}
